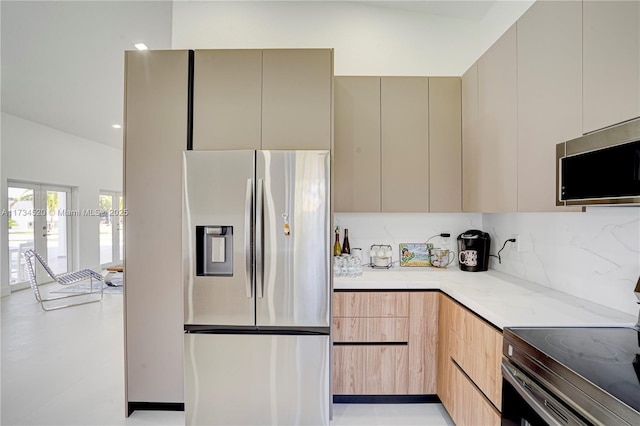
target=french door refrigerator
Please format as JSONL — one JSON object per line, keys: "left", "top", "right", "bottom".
{"left": 182, "top": 150, "right": 331, "bottom": 426}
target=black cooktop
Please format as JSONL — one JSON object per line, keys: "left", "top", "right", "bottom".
{"left": 508, "top": 327, "right": 640, "bottom": 415}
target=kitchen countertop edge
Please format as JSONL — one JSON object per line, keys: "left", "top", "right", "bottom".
{"left": 334, "top": 269, "right": 636, "bottom": 330}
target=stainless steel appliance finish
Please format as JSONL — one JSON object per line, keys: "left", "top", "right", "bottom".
{"left": 184, "top": 150, "right": 255, "bottom": 326}
{"left": 183, "top": 150, "right": 331, "bottom": 426}
{"left": 255, "top": 151, "right": 330, "bottom": 327}
{"left": 184, "top": 333, "right": 329, "bottom": 425}
{"left": 556, "top": 118, "right": 640, "bottom": 206}
{"left": 502, "top": 327, "right": 640, "bottom": 426}
{"left": 636, "top": 276, "right": 640, "bottom": 328}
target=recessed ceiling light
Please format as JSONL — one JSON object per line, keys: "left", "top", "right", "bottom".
{"left": 134, "top": 43, "right": 148, "bottom": 51}
{"left": 112, "top": 124, "right": 122, "bottom": 129}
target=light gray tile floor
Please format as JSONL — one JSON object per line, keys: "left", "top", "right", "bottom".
{"left": 1, "top": 284, "right": 454, "bottom": 425}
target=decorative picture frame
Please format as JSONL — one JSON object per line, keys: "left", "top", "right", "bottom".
{"left": 399, "top": 243, "right": 433, "bottom": 267}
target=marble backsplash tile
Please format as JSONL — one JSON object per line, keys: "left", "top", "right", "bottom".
{"left": 333, "top": 212, "right": 483, "bottom": 267}
{"left": 483, "top": 207, "right": 640, "bottom": 316}
{"left": 335, "top": 207, "right": 640, "bottom": 316}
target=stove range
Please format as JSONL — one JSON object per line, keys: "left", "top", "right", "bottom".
{"left": 502, "top": 326, "right": 640, "bottom": 426}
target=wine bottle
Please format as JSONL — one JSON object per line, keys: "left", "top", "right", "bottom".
{"left": 341, "top": 228, "right": 351, "bottom": 254}
{"left": 333, "top": 227, "right": 342, "bottom": 256}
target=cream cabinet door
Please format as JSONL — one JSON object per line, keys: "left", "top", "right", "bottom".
{"left": 476, "top": 24, "right": 518, "bottom": 212}
{"left": 583, "top": 1, "right": 640, "bottom": 133}
{"left": 429, "top": 77, "right": 461, "bottom": 212}
{"left": 462, "top": 62, "right": 481, "bottom": 212}
{"left": 334, "top": 76, "right": 381, "bottom": 212}
{"left": 192, "top": 49, "right": 262, "bottom": 150}
{"left": 381, "top": 77, "right": 429, "bottom": 212}
{"left": 516, "top": 1, "right": 582, "bottom": 212}
{"left": 261, "top": 49, "right": 332, "bottom": 150}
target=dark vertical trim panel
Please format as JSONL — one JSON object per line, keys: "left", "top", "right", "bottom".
{"left": 187, "top": 50, "right": 195, "bottom": 150}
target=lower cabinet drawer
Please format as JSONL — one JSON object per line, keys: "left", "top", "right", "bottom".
{"left": 451, "top": 361, "right": 500, "bottom": 426}
{"left": 333, "top": 317, "right": 409, "bottom": 342}
{"left": 333, "top": 345, "right": 408, "bottom": 395}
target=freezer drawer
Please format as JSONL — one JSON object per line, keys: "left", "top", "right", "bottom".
{"left": 184, "top": 333, "right": 330, "bottom": 425}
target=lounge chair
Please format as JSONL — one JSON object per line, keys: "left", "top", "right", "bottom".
{"left": 23, "top": 249, "right": 104, "bottom": 311}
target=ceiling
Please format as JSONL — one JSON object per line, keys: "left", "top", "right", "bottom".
{"left": 1, "top": 1, "right": 173, "bottom": 149}
{"left": 360, "top": 1, "right": 497, "bottom": 20}
{"left": 1, "top": 0, "right": 507, "bottom": 150}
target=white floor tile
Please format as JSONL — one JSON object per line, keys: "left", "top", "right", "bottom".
{"left": 1, "top": 286, "right": 454, "bottom": 426}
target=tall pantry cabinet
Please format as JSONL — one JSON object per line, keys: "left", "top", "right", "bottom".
{"left": 123, "top": 49, "right": 333, "bottom": 411}
{"left": 124, "top": 50, "right": 188, "bottom": 411}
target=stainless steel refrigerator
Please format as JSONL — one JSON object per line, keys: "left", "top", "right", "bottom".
{"left": 182, "top": 150, "right": 331, "bottom": 425}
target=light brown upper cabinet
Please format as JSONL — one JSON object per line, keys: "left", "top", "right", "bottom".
{"left": 462, "top": 25, "right": 517, "bottom": 212}
{"left": 429, "top": 78, "right": 462, "bottom": 213}
{"left": 516, "top": 0, "right": 582, "bottom": 212}
{"left": 262, "top": 49, "right": 333, "bottom": 150}
{"left": 193, "top": 49, "right": 333, "bottom": 150}
{"left": 381, "top": 77, "right": 430, "bottom": 212}
{"left": 583, "top": 1, "right": 640, "bottom": 134}
{"left": 334, "top": 77, "right": 381, "bottom": 212}
{"left": 334, "top": 76, "right": 461, "bottom": 213}
{"left": 192, "top": 50, "right": 262, "bottom": 150}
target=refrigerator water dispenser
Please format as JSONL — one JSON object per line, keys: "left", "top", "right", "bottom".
{"left": 196, "top": 226, "right": 233, "bottom": 276}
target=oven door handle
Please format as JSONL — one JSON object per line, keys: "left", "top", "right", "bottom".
{"left": 501, "top": 362, "right": 588, "bottom": 426}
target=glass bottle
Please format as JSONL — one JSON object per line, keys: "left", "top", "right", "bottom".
{"left": 341, "top": 228, "right": 351, "bottom": 255}
{"left": 333, "top": 227, "right": 342, "bottom": 256}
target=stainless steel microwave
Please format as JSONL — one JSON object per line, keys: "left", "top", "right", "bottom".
{"left": 556, "top": 118, "right": 640, "bottom": 206}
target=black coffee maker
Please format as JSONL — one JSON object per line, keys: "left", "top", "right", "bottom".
{"left": 457, "top": 230, "right": 491, "bottom": 272}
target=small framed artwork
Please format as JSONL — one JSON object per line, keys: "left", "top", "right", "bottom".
{"left": 399, "top": 243, "right": 433, "bottom": 267}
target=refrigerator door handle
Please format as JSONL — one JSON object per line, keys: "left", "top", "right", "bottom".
{"left": 256, "top": 178, "right": 264, "bottom": 299}
{"left": 245, "top": 178, "right": 253, "bottom": 298}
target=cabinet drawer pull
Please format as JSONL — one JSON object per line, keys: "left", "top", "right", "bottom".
{"left": 333, "top": 342, "right": 408, "bottom": 346}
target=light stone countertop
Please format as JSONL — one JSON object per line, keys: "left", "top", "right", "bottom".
{"left": 333, "top": 268, "right": 637, "bottom": 330}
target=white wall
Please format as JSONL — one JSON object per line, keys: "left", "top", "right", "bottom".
{"left": 1, "top": 113, "right": 122, "bottom": 296}
{"left": 172, "top": 0, "right": 534, "bottom": 76}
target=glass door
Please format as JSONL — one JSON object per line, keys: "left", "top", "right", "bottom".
{"left": 44, "top": 187, "right": 71, "bottom": 277}
{"left": 7, "top": 182, "right": 72, "bottom": 288}
{"left": 7, "top": 185, "right": 36, "bottom": 287}
{"left": 99, "top": 192, "right": 123, "bottom": 267}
